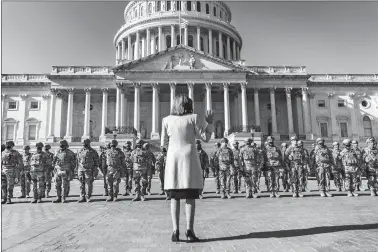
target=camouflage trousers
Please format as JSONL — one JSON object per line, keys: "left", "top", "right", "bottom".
{"left": 266, "top": 167, "right": 280, "bottom": 193}
{"left": 344, "top": 166, "right": 358, "bottom": 192}
{"left": 214, "top": 168, "right": 220, "bottom": 191}
{"left": 2, "top": 168, "right": 16, "bottom": 199}
{"left": 30, "top": 170, "right": 45, "bottom": 200}
{"left": 237, "top": 169, "right": 244, "bottom": 192}
{"left": 263, "top": 170, "right": 270, "bottom": 191}
{"left": 244, "top": 167, "right": 259, "bottom": 194}
{"left": 55, "top": 170, "right": 69, "bottom": 197}
{"left": 133, "top": 170, "right": 148, "bottom": 196}
{"left": 44, "top": 167, "right": 53, "bottom": 193}
{"left": 219, "top": 169, "right": 231, "bottom": 193}
{"left": 106, "top": 168, "right": 121, "bottom": 198}
{"left": 147, "top": 168, "right": 154, "bottom": 192}
{"left": 356, "top": 169, "right": 363, "bottom": 189}
{"left": 366, "top": 166, "right": 378, "bottom": 191}
{"left": 159, "top": 170, "right": 165, "bottom": 192}
{"left": 124, "top": 168, "right": 133, "bottom": 192}
{"left": 331, "top": 167, "right": 344, "bottom": 190}
{"left": 291, "top": 165, "right": 305, "bottom": 193}
{"left": 317, "top": 164, "right": 331, "bottom": 192}
{"left": 102, "top": 167, "right": 108, "bottom": 194}
{"left": 78, "top": 169, "right": 94, "bottom": 198}
{"left": 20, "top": 171, "right": 31, "bottom": 197}
{"left": 230, "top": 167, "right": 241, "bottom": 192}
{"left": 279, "top": 168, "right": 290, "bottom": 191}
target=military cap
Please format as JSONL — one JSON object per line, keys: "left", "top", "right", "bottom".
{"left": 281, "top": 143, "right": 288, "bottom": 147}
{"left": 332, "top": 142, "right": 339, "bottom": 146}
{"left": 351, "top": 140, "right": 358, "bottom": 144}
{"left": 126, "top": 141, "right": 132, "bottom": 145}
{"left": 6, "top": 141, "right": 15, "bottom": 147}
{"left": 266, "top": 136, "right": 274, "bottom": 142}
{"left": 290, "top": 136, "right": 298, "bottom": 141}
{"left": 196, "top": 139, "right": 201, "bottom": 144}
{"left": 45, "top": 144, "right": 51, "bottom": 150}
{"left": 111, "top": 139, "right": 118, "bottom": 146}
{"left": 297, "top": 140, "right": 303, "bottom": 146}
{"left": 342, "top": 139, "right": 351, "bottom": 146}
{"left": 143, "top": 143, "right": 149, "bottom": 148}
{"left": 215, "top": 142, "right": 221, "bottom": 147}
{"left": 35, "top": 142, "right": 44, "bottom": 148}
{"left": 59, "top": 140, "right": 68, "bottom": 147}
{"left": 82, "top": 138, "right": 91, "bottom": 145}
{"left": 232, "top": 142, "right": 238, "bottom": 146}
{"left": 366, "top": 137, "right": 375, "bottom": 143}
{"left": 221, "top": 137, "right": 228, "bottom": 143}
{"left": 136, "top": 139, "right": 143, "bottom": 145}
{"left": 23, "top": 145, "right": 31, "bottom": 150}
{"left": 316, "top": 138, "right": 324, "bottom": 143}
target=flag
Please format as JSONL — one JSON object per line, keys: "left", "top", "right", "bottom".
{"left": 180, "top": 18, "right": 189, "bottom": 28}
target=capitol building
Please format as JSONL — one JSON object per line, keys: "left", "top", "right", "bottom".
{"left": 2, "top": 1, "right": 378, "bottom": 149}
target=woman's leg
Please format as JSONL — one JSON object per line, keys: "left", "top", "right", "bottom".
{"left": 171, "top": 198, "right": 180, "bottom": 231}
{"left": 185, "top": 199, "right": 195, "bottom": 231}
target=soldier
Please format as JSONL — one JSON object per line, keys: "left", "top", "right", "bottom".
{"left": 99, "top": 145, "right": 108, "bottom": 196}
{"left": 297, "top": 141, "right": 311, "bottom": 193}
{"left": 240, "top": 138, "right": 262, "bottom": 198}
{"left": 44, "top": 144, "right": 54, "bottom": 198}
{"left": 64, "top": 144, "right": 76, "bottom": 198}
{"left": 52, "top": 140, "right": 76, "bottom": 203}
{"left": 130, "top": 139, "right": 148, "bottom": 201}
{"left": 29, "top": 142, "right": 48, "bottom": 203}
{"left": 362, "top": 137, "right": 378, "bottom": 196}
{"left": 19, "top": 145, "right": 32, "bottom": 198}
{"left": 352, "top": 140, "right": 364, "bottom": 191}
{"left": 143, "top": 143, "right": 156, "bottom": 195}
{"left": 122, "top": 141, "right": 133, "bottom": 196}
{"left": 263, "top": 136, "right": 283, "bottom": 198}
{"left": 77, "top": 139, "right": 99, "bottom": 203}
{"left": 196, "top": 140, "right": 209, "bottom": 199}
{"left": 231, "top": 141, "right": 242, "bottom": 194}
{"left": 340, "top": 139, "right": 360, "bottom": 197}
{"left": 209, "top": 142, "right": 221, "bottom": 194}
{"left": 280, "top": 142, "right": 290, "bottom": 192}
{"left": 156, "top": 146, "right": 168, "bottom": 199}
{"left": 216, "top": 138, "right": 234, "bottom": 199}
{"left": 1, "top": 141, "right": 20, "bottom": 204}
{"left": 311, "top": 138, "right": 334, "bottom": 197}
{"left": 331, "top": 142, "right": 344, "bottom": 192}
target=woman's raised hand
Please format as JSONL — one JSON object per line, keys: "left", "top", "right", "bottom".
{"left": 205, "top": 110, "right": 214, "bottom": 124}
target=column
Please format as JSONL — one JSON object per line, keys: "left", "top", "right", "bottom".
{"left": 226, "top": 36, "right": 231, "bottom": 60}
{"left": 232, "top": 40, "right": 236, "bottom": 61}
{"left": 115, "top": 83, "right": 122, "bottom": 127}
{"left": 127, "top": 35, "right": 132, "bottom": 60}
{"left": 240, "top": 82, "right": 248, "bottom": 132}
{"left": 99, "top": 88, "right": 108, "bottom": 142}
{"left": 285, "top": 87, "right": 295, "bottom": 135}
{"left": 223, "top": 82, "right": 231, "bottom": 137}
{"left": 64, "top": 88, "right": 74, "bottom": 142}
{"left": 205, "top": 82, "right": 212, "bottom": 111}
{"left": 171, "top": 25, "right": 176, "bottom": 47}
{"left": 146, "top": 29, "right": 151, "bottom": 55}
{"left": 348, "top": 93, "right": 359, "bottom": 141}
{"left": 151, "top": 33, "right": 156, "bottom": 54}
{"left": 328, "top": 92, "right": 338, "bottom": 141}
{"left": 309, "top": 93, "right": 317, "bottom": 139}
{"left": 82, "top": 88, "right": 91, "bottom": 140}
{"left": 269, "top": 88, "right": 278, "bottom": 137}
{"left": 169, "top": 82, "right": 176, "bottom": 112}
{"left": 236, "top": 45, "right": 239, "bottom": 60}
{"left": 254, "top": 88, "right": 260, "bottom": 127}
{"left": 116, "top": 44, "right": 120, "bottom": 62}
{"left": 151, "top": 82, "right": 160, "bottom": 139}
{"left": 120, "top": 88, "right": 126, "bottom": 127}
{"left": 121, "top": 39, "right": 125, "bottom": 60}
{"left": 218, "top": 31, "right": 223, "bottom": 59}
{"left": 197, "top": 27, "right": 201, "bottom": 51}
{"left": 46, "top": 89, "right": 57, "bottom": 142}
{"left": 1, "top": 94, "right": 6, "bottom": 121}
{"left": 158, "top": 26, "right": 163, "bottom": 51}
{"left": 184, "top": 26, "right": 188, "bottom": 46}
{"left": 16, "top": 95, "right": 27, "bottom": 145}
{"left": 302, "top": 87, "right": 312, "bottom": 139}
{"left": 187, "top": 82, "right": 194, "bottom": 110}
{"left": 208, "top": 29, "right": 213, "bottom": 55}
{"left": 141, "top": 37, "right": 146, "bottom": 57}
{"left": 133, "top": 82, "right": 141, "bottom": 135}
{"left": 135, "top": 31, "right": 140, "bottom": 59}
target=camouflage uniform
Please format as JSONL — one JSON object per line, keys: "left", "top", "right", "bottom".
{"left": 143, "top": 143, "right": 156, "bottom": 195}
{"left": 312, "top": 138, "right": 334, "bottom": 197}
{"left": 285, "top": 136, "right": 299, "bottom": 192}
{"left": 362, "top": 137, "right": 378, "bottom": 196}
{"left": 262, "top": 141, "right": 270, "bottom": 192}
{"left": 288, "top": 141, "right": 309, "bottom": 197}
{"left": 52, "top": 140, "right": 76, "bottom": 203}
{"left": 216, "top": 138, "right": 234, "bottom": 199}
{"left": 331, "top": 142, "right": 344, "bottom": 192}
{"left": 280, "top": 143, "right": 290, "bottom": 192}
{"left": 352, "top": 141, "right": 364, "bottom": 191}
{"left": 1, "top": 141, "right": 20, "bottom": 204}
{"left": 29, "top": 142, "right": 48, "bottom": 203}
{"left": 44, "top": 145, "right": 54, "bottom": 197}
{"left": 240, "top": 138, "right": 262, "bottom": 198}
{"left": 122, "top": 141, "right": 133, "bottom": 196}
{"left": 209, "top": 142, "right": 221, "bottom": 194}
{"left": 99, "top": 143, "right": 111, "bottom": 196}
{"left": 263, "top": 137, "right": 283, "bottom": 197}
{"left": 64, "top": 147, "right": 76, "bottom": 197}
{"left": 155, "top": 147, "right": 168, "bottom": 197}
{"left": 196, "top": 140, "right": 209, "bottom": 198}
{"left": 103, "top": 140, "right": 125, "bottom": 201}
{"left": 77, "top": 139, "right": 99, "bottom": 202}
{"left": 231, "top": 142, "right": 241, "bottom": 193}
{"left": 20, "top": 146, "right": 32, "bottom": 198}
{"left": 339, "top": 139, "right": 360, "bottom": 197}
{"left": 130, "top": 140, "right": 148, "bottom": 201}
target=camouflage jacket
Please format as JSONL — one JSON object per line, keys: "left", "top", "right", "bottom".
{"left": 362, "top": 147, "right": 378, "bottom": 168}
{"left": 209, "top": 149, "right": 220, "bottom": 173}
{"left": 155, "top": 152, "right": 167, "bottom": 173}
{"left": 339, "top": 148, "right": 359, "bottom": 169}
{"left": 239, "top": 145, "right": 261, "bottom": 169}
{"left": 312, "top": 146, "right": 333, "bottom": 167}
{"left": 77, "top": 147, "right": 99, "bottom": 171}
{"left": 146, "top": 150, "right": 156, "bottom": 171}
{"left": 1, "top": 149, "right": 20, "bottom": 170}
{"left": 53, "top": 149, "right": 77, "bottom": 172}
{"left": 332, "top": 148, "right": 342, "bottom": 169}
{"left": 104, "top": 148, "right": 125, "bottom": 171}
{"left": 130, "top": 148, "right": 148, "bottom": 171}
{"left": 287, "top": 146, "right": 309, "bottom": 166}
{"left": 99, "top": 151, "right": 107, "bottom": 173}
{"left": 30, "top": 152, "right": 48, "bottom": 172}
{"left": 45, "top": 151, "right": 54, "bottom": 170}
{"left": 123, "top": 149, "right": 133, "bottom": 169}
{"left": 263, "top": 145, "right": 282, "bottom": 168}
{"left": 216, "top": 147, "right": 234, "bottom": 171}
{"left": 197, "top": 149, "right": 209, "bottom": 172}
{"left": 232, "top": 149, "right": 241, "bottom": 168}
{"left": 21, "top": 152, "right": 32, "bottom": 172}
{"left": 353, "top": 147, "right": 363, "bottom": 167}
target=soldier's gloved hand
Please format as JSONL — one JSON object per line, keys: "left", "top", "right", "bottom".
{"left": 15, "top": 177, "right": 19, "bottom": 184}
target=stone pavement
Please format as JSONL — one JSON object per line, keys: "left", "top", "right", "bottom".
{"left": 1, "top": 177, "right": 378, "bottom": 252}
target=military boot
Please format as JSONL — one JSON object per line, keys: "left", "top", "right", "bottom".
{"left": 159, "top": 191, "right": 165, "bottom": 195}
{"left": 18, "top": 195, "right": 26, "bottom": 198}
{"left": 325, "top": 191, "right": 333, "bottom": 197}
{"left": 352, "top": 192, "right": 359, "bottom": 197}
{"left": 252, "top": 192, "right": 258, "bottom": 198}
{"left": 132, "top": 194, "right": 141, "bottom": 202}
{"left": 293, "top": 193, "right": 298, "bottom": 198}
{"left": 226, "top": 192, "right": 232, "bottom": 199}
{"left": 1, "top": 197, "right": 6, "bottom": 204}
{"left": 338, "top": 187, "right": 342, "bottom": 192}
{"left": 77, "top": 197, "right": 86, "bottom": 203}
{"left": 216, "top": 189, "right": 220, "bottom": 194}
{"left": 141, "top": 195, "right": 146, "bottom": 201}
{"left": 46, "top": 191, "right": 50, "bottom": 198}
{"left": 113, "top": 196, "right": 118, "bottom": 202}
{"left": 6, "top": 198, "right": 12, "bottom": 204}
{"left": 275, "top": 192, "right": 281, "bottom": 198}
{"left": 147, "top": 190, "right": 151, "bottom": 196}
{"left": 199, "top": 194, "right": 204, "bottom": 199}
{"left": 370, "top": 190, "right": 376, "bottom": 196}
{"left": 106, "top": 196, "right": 113, "bottom": 202}
{"left": 53, "top": 197, "right": 61, "bottom": 203}
{"left": 61, "top": 196, "right": 67, "bottom": 203}
{"left": 245, "top": 193, "right": 251, "bottom": 199}
{"left": 269, "top": 193, "right": 274, "bottom": 198}
{"left": 31, "top": 199, "right": 37, "bottom": 204}
{"left": 103, "top": 191, "right": 109, "bottom": 196}
{"left": 298, "top": 192, "right": 304, "bottom": 197}
{"left": 220, "top": 192, "right": 225, "bottom": 199}
{"left": 320, "top": 191, "right": 326, "bottom": 197}
{"left": 86, "top": 197, "right": 91, "bottom": 203}
{"left": 347, "top": 191, "right": 353, "bottom": 197}
{"left": 37, "top": 199, "right": 42, "bottom": 203}
{"left": 122, "top": 192, "right": 129, "bottom": 196}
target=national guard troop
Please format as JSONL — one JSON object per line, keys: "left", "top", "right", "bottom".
{"left": 29, "top": 142, "right": 48, "bottom": 203}
{"left": 215, "top": 138, "right": 234, "bottom": 199}
{"left": 64, "top": 144, "right": 76, "bottom": 197}
{"left": 122, "top": 141, "right": 133, "bottom": 196}
{"left": 263, "top": 136, "right": 283, "bottom": 198}
{"left": 231, "top": 141, "right": 242, "bottom": 194}
{"left": 261, "top": 141, "right": 271, "bottom": 192}
{"left": 52, "top": 140, "right": 76, "bottom": 203}
{"left": 351, "top": 140, "right": 364, "bottom": 191}
{"left": 103, "top": 140, "right": 125, "bottom": 202}
{"left": 196, "top": 140, "right": 209, "bottom": 199}
{"left": 240, "top": 138, "right": 262, "bottom": 198}
{"left": 77, "top": 139, "right": 99, "bottom": 203}
{"left": 143, "top": 143, "right": 156, "bottom": 195}
{"left": 297, "top": 141, "right": 311, "bottom": 193}
{"left": 19, "top": 145, "right": 32, "bottom": 198}
{"left": 44, "top": 144, "right": 54, "bottom": 198}
{"left": 280, "top": 142, "right": 290, "bottom": 192}
{"left": 287, "top": 140, "right": 306, "bottom": 197}
{"left": 1, "top": 141, "right": 20, "bottom": 204}
{"left": 332, "top": 142, "right": 344, "bottom": 192}
{"left": 156, "top": 146, "right": 168, "bottom": 199}
{"left": 362, "top": 137, "right": 378, "bottom": 196}
{"left": 340, "top": 139, "right": 360, "bottom": 197}
{"left": 209, "top": 142, "right": 221, "bottom": 194}
{"left": 99, "top": 145, "right": 109, "bottom": 196}
{"left": 130, "top": 140, "right": 149, "bottom": 201}
{"left": 285, "top": 136, "right": 299, "bottom": 192}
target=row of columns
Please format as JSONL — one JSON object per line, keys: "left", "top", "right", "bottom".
{"left": 116, "top": 25, "right": 241, "bottom": 62}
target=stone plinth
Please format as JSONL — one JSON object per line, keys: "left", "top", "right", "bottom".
{"left": 228, "top": 132, "right": 262, "bottom": 147}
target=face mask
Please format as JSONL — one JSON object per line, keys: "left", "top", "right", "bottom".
{"left": 6, "top": 145, "right": 12, "bottom": 149}
{"left": 111, "top": 145, "right": 116, "bottom": 148}
{"left": 60, "top": 145, "right": 66, "bottom": 149}
{"left": 196, "top": 145, "right": 201, "bottom": 150}
{"left": 37, "top": 147, "right": 42, "bottom": 152}
{"left": 84, "top": 144, "right": 90, "bottom": 148}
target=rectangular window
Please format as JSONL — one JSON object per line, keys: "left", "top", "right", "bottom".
{"left": 320, "top": 123, "right": 328, "bottom": 137}
{"left": 338, "top": 100, "right": 345, "bottom": 107}
{"left": 340, "top": 122, "right": 348, "bottom": 137}
{"left": 8, "top": 101, "right": 17, "bottom": 110}
{"left": 30, "top": 101, "right": 39, "bottom": 110}
{"left": 6, "top": 125, "right": 14, "bottom": 140}
{"left": 28, "top": 125, "right": 37, "bottom": 140}
{"left": 317, "top": 100, "right": 326, "bottom": 108}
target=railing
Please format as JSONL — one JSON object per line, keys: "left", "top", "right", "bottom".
{"left": 280, "top": 135, "right": 289, "bottom": 141}
{"left": 72, "top": 137, "right": 81, "bottom": 142}
{"left": 230, "top": 125, "right": 261, "bottom": 133}
{"left": 298, "top": 135, "right": 306, "bottom": 140}
{"left": 105, "top": 126, "right": 137, "bottom": 135}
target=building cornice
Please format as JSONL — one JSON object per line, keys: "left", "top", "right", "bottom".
{"left": 1, "top": 74, "right": 51, "bottom": 87}
{"left": 51, "top": 66, "right": 114, "bottom": 75}
{"left": 247, "top": 66, "right": 307, "bottom": 75}
{"left": 307, "top": 74, "right": 378, "bottom": 86}
{"left": 249, "top": 75, "right": 310, "bottom": 80}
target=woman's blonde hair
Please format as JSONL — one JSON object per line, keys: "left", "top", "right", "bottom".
{"left": 171, "top": 93, "right": 193, "bottom": 115}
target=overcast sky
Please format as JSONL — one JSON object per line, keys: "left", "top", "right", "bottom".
{"left": 2, "top": 1, "right": 378, "bottom": 74}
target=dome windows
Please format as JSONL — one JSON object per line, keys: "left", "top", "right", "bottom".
{"left": 157, "top": 1, "right": 161, "bottom": 12}
{"left": 205, "top": 3, "right": 210, "bottom": 14}
{"left": 148, "top": 3, "right": 153, "bottom": 14}
{"left": 213, "top": 6, "right": 217, "bottom": 16}
{"left": 166, "top": 1, "right": 171, "bottom": 11}
{"left": 196, "top": 1, "right": 201, "bottom": 12}
{"left": 140, "top": 5, "right": 145, "bottom": 17}
{"left": 188, "top": 35, "right": 194, "bottom": 47}
{"left": 176, "top": 1, "right": 181, "bottom": 11}
{"left": 187, "top": 1, "right": 192, "bottom": 11}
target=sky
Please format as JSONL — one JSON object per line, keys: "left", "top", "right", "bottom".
{"left": 2, "top": 1, "right": 378, "bottom": 74}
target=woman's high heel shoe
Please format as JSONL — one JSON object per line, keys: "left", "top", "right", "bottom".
{"left": 171, "top": 230, "right": 179, "bottom": 242}
{"left": 185, "top": 229, "right": 200, "bottom": 242}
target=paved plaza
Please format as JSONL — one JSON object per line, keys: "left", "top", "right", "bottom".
{"left": 2, "top": 177, "right": 378, "bottom": 252}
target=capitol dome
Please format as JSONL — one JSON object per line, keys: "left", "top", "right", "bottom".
{"left": 114, "top": 1, "right": 243, "bottom": 65}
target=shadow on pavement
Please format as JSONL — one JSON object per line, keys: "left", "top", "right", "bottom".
{"left": 199, "top": 223, "right": 378, "bottom": 242}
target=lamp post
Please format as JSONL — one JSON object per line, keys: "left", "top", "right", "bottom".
{"left": 113, "top": 130, "right": 118, "bottom": 140}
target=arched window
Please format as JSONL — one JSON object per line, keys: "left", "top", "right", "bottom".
{"left": 157, "top": 1, "right": 161, "bottom": 12}
{"left": 177, "top": 34, "right": 181, "bottom": 45}
{"left": 216, "top": 41, "right": 219, "bottom": 56}
{"left": 134, "top": 8, "right": 138, "bottom": 18}
{"left": 213, "top": 6, "right": 216, "bottom": 16}
{"left": 200, "top": 37, "right": 204, "bottom": 51}
{"left": 206, "top": 3, "right": 209, "bottom": 14}
{"left": 148, "top": 3, "right": 153, "bottom": 13}
{"left": 166, "top": 1, "right": 171, "bottom": 11}
{"left": 176, "top": 1, "right": 181, "bottom": 11}
{"left": 140, "top": 5, "right": 145, "bottom": 17}
{"left": 225, "top": 13, "right": 228, "bottom": 22}
{"left": 166, "top": 35, "right": 172, "bottom": 48}
{"left": 188, "top": 35, "right": 193, "bottom": 47}
{"left": 196, "top": 1, "right": 201, "bottom": 12}
{"left": 187, "top": 1, "right": 192, "bottom": 11}
{"left": 155, "top": 36, "right": 159, "bottom": 51}
{"left": 220, "top": 10, "right": 222, "bottom": 19}
{"left": 363, "top": 116, "right": 373, "bottom": 137}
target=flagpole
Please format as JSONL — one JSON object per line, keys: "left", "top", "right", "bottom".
{"left": 179, "top": 2, "right": 182, "bottom": 45}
